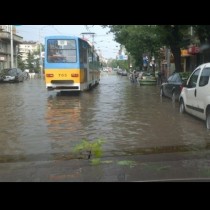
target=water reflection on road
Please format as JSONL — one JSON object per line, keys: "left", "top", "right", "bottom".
{"left": 0, "top": 74, "right": 210, "bottom": 164}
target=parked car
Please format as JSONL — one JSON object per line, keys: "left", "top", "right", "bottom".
{"left": 160, "top": 72, "right": 191, "bottom": 102}
{"left": 0, "top": 68, "right": 24, "bottom": 82}
{"left": 138, "top": 72, "right": 157, "bottom": 85}
{"left": 121, "top": 70, "right": 127, "bottom": 76}
{"left": 117, "top": 69, "right": 123, "bottom": 75}
{"left": 179, "top": 63, "right": 210, "bottom": 129}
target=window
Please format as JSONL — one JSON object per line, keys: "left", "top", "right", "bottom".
{"left": 172, "top": 73, "right": 180, "bottom": 82}
{"left": 79, "top": 40, "right": 88, "bottom": 64}
{"left": 167, "top": 75, "right": 175, "bottom": 83}
{"left": 47, "top": 39, "right": 77, "bottom": 63}
{"left": 199, "top": 67, "right": 210, "bottom": 87}
{"left": 188, "top": 68, "right": 200, "bottom": 88}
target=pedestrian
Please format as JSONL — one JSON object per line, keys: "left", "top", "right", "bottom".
{"left": 133, "top": 70, "right": 138, "bottom": 83}
{"left": 158, "top": 71, "right": 162, "bottom": 85}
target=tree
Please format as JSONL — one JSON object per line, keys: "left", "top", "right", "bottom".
{"left": 108, "top": 58, "right": 129, "bottom": 70}
{"left": 193, "top": 25, "right": 210, "bottom": 45}
{"left": 25, "top": 50, "right": 41, "bottom": 73}
{"left": 103, "top": 25, "right": 191, "bottom": 72}
{"left": 157, "top": 25, "right": 190, "bottom": 72}
{"left": 25, "top": 51, "right": 35, "bottom": 72}
{"left": 104, "top": 25, "right": 161, "bottom": 70}
{"left": 17, "top": 51, "right": 26, "bottom": 71}
{"left": 32, "top": 48, "right": 41, "bottom": 73}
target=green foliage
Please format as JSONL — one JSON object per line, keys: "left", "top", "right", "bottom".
{"left": 73, "top": 139, "right": 91, "bottom": 153}
{"left": 117, "top": 160, "right": 137, "bottom": 168}
{"left": 179, "top": 72, "right": 191, "bottom": 80}
{"left": 26, "top": 52, "right": 35, "bottom": 73}
{"left": 105, "top": 25, "right": 161, "bottom": 66}
{"left": 73, "top": 138, "right": 105, "bottom": 165}
{"left": 103, "top": 25, "right": 193, "bottom": 72}
{"left": 91, "top": 158, "right": 101, "bottom": 165}
{"left": 17, "top": 52, "right": 26, "bottom": 70}
{"left": 157, "top": 25, "right": 190, "bottom": 48}
{"left": 193, "top": 25, "right": 210, "bottom": 44}
{"left": 108, "top": 59, "right": 129, "bottom": 70}
{"left": 101, "top": 160, "right": 113, "bottom": 164}
{"left": 142, "top": 163, "right": 171, "bottom": 171}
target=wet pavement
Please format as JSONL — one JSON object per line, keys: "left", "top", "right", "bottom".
{"left": 1, "top": 73, "right": 210, "bottom": 181}
{"left": 1, "top": 149, "right": 210, "bottom": 181}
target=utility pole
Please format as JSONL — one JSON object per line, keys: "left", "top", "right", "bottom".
{"left": 166, "top": 48, "right": 170, "bottom": 78}
{"left": 39, "top": 25, "right": 52, "bottom": 79}
{"left": 81, "top": 32, "right": 95, "bottom": 46}
{"left": 10, "top": 25, "right": 13, "bottom": 68}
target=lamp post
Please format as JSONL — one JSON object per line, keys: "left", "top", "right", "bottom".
{"left": 10, "top": 25, "right": 13, "bottom": 68}
{"left": 81, "top": 32, "right": 95, "bottom": 46}
{"left": 39, "top": 25, "right": 52, "bottom": 79}
{"left": 39, "top": 31, "right": 42, "bottom": 79}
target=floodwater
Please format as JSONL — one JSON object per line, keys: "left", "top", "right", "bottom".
{"left": 1, "top": 73, "right": 210, "bottom": 181}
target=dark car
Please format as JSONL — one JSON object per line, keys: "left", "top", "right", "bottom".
{"left": 160, "top": 72, "right": 191, "bottom": 102}
{"left": 0, "top": 68, "right": 24, "bottom": 82}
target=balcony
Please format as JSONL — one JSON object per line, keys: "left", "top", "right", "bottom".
{"left": 0, "top": 31, "right": 23, "bottom": 43}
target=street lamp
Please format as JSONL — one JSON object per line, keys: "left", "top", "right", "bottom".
{"left": 10, "top": 25, "right": 13, "bottom": 68}
{"left": 39, "top": 25, "right": 52, "bottom": 79}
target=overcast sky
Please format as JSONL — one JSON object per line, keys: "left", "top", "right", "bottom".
{"left": 16, "top": 25, "right": 120, "bottom": 59}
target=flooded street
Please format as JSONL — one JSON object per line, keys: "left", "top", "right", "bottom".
{"left": 1, "top": 73, "right": 210, "bottom": 181}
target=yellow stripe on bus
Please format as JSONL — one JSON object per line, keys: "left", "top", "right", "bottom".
{"left": 45, "top": 69, "right": 85, "bottom": 83}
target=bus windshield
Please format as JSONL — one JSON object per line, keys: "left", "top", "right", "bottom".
{"left": 47, "top": 39, "right": 77, "bottom": 63}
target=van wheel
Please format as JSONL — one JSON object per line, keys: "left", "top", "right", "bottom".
{"left": 206, "top": 110, "right": 210, "bottom": 130}
{"left": 179, "top": 99, "right": 185, "bottom": 113}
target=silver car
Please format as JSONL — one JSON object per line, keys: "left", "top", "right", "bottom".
{"left": 0, "top": 68, "right": 24, "bottom": 82}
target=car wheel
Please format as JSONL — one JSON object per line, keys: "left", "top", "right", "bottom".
{"left": 179, "top": 99, "right": 185, "bottom": 113}
{"left": 172, "top": 92, "right": 176, "bottom": 103}
{"left": 206, "top": 110, "right": 210, "bottom": 130}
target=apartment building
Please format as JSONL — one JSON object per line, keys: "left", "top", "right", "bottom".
{"left": 19, "top": 41, "right": 39, "bottom": 61}
{"left": 0, "top": 25, "right": 23, "bottom": 70}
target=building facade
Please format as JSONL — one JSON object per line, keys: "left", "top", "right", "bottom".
{"left": 0, "top": 25, "right": 23, "bottom": 70}
{"left": 19, "top": 41, "right": 39, "bottom": 61}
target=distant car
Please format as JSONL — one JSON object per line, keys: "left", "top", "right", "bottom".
{"left": 121, "top": 70, "right": 127, "bottom": 76}
{"left": 138, "top": 72, "right": 157, "bottom": 85}
{"left": 0, "top": 68, "right": 24, "bottom": 82}
{"left": 117, "top": 69, "right": 123, "bottom": 75}
{"left": 160, "top": 72, "right": 191, "bottom": 102}
{"left": 179, "top": 63, "right": 210, "bottom": 129}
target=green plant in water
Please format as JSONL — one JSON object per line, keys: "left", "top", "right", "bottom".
{"left": 117, "top": 160, "right": 137, "bottom": 168}
{"left": 91, "top": 158, "right": 101, "bottom": 165}
{"left": 73, "top": 138, "right": 105, "bottom": 165}
{"left": 142, "top": 163, "right": 171, "bottom": 171}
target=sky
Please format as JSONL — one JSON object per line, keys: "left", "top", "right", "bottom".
{"left": 16, "top": 25, "right": 120, "bottom": 59}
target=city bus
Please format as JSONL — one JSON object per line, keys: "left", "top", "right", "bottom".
{"left": 44, "top": 36, "right": 101, "bottom": 92}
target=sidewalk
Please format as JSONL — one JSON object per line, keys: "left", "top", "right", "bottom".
{"left": 1, "top": 151, "right": 210, "bottom": 181}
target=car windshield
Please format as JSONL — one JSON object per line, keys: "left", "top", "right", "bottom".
{"left": 1, "top": 68, "right": 16, "bottom": 76}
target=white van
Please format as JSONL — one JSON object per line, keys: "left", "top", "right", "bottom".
{"left": 179, "top": 62, "right": 210, "bottom": 129}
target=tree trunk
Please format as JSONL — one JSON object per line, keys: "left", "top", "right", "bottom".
{"left": 170, "top": 45, "right": 182, "bottom": 72}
